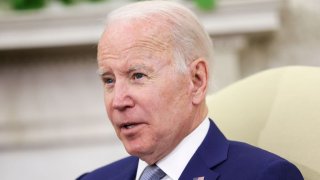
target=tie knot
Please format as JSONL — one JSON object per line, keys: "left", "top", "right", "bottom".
{"left": 139, "top": 165, "right": 166, "bottom": 180}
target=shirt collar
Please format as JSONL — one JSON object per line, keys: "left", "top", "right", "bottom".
{"left": 136, "top": 117, "right": 210, "bottom": 180}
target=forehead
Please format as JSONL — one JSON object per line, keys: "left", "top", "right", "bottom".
{"left": 99, "top": 19, "right": 173, "bottom": 58}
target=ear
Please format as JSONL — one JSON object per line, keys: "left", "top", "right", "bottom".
{"left": 189, "top": 58, "right": 209, "bottom": 105}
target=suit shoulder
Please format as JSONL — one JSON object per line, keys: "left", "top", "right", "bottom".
{"left": 228, "top": 141, "right": 284, "bottom": 161}
{"left": 76, "top": 156, "right": 138, "bottom": 180}
{"left": 101, "top": 156, "right": 138, "bottom": 170}
{"left": 217, "top": 141, "right": 303, "bottom": 179}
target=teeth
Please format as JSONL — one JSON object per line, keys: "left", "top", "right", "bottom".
{"left": 125, "top": 125, "right": 135, "bottom": 129}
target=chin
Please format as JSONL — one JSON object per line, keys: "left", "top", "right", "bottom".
{"left": 124, "top": 141, "right": 146, "bottom": 155}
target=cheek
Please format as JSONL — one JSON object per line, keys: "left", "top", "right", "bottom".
{"left": 104, "top": 94, "right": 110, "bottom": 109}
{"left": 161, "top": 80, "right": 191, "bottom": 107}
{"left": 104, "top": 93, "right": 114, "bottom": 118}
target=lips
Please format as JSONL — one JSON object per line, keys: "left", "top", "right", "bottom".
{"left": 122, "top": 123, "right": 138, "bottom": 129}
{"left": 119, "top": 121, "right": 146, "bottom": 135}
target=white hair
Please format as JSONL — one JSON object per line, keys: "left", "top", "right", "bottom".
{"left": 104, "top": 0, "right": 214, "bottom": 73}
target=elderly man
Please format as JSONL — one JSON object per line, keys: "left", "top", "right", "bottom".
{"left": 78, "top": 1, "right": 303, "bottom": 180}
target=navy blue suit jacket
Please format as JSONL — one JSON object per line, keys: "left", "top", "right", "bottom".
{"left": 77, "top": 120, "right": 303, "bottom": 180}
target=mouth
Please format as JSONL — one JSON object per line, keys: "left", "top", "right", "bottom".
{"left": 119, "top": 122, "right": 146, "bottom": 135}
{"left": 122, "top": 123, "right": 138, "bottom": 129}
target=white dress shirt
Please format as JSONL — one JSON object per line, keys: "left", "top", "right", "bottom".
{"left": 135, "top": 117, "right": 210, "bottom": 180}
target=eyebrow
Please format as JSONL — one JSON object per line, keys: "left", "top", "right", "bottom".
{"left": 97, "top": 69, "right": 108, "bottom": 76}
{"left": 127, "top": 64, "right": 154, "bottom": 74}
{"left": 97, "top": 64, "right": 154, "bottom": 77}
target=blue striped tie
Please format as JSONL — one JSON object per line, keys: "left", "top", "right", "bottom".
{"left": 139, "top": 165, "right": 166, "bottom": 180}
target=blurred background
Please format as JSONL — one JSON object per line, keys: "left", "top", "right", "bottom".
{"left": 0, "top": 0, "right": 319, "bottom": 179}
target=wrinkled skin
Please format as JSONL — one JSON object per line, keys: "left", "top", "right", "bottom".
{"left": 97, "top": 19, "right": 208, "bottom": 164}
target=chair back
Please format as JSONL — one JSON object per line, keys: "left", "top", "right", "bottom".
{"left": 207, "top": 66, "right": 320, "bottom": 179}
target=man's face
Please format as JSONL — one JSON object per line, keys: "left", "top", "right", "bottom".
{"left": 98, "top": 20, "right": 198, "bottom": 164}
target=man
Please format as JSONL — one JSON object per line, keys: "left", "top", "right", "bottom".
{"left": 78, "top": 1, "right": 303, "bottom": 179}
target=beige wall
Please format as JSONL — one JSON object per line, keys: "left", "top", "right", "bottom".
{"left": 240, "top": 0, "right": 320, "bottom": 78}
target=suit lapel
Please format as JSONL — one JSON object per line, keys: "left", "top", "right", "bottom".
{"left": 179, "top": 119, "right": 229, "bottom": 180}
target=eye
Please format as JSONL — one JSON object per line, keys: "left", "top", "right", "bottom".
{"left": 102, "top": 77, "right": 115, "bottom": 85}
{"left": 132, "top": 73, "right": 146, "bottom": 80}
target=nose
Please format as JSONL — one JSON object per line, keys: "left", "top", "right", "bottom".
{"left": 111, "top": 81, "right": 134, "bottom": 111}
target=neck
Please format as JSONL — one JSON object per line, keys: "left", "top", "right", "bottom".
{"left": 192, "top": 102, "right": 208, "bottom": 130}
